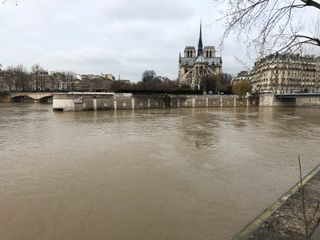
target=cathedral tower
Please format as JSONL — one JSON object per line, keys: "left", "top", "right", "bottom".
{"left": 178, "top": 22, "right": 222, "bottom": 90}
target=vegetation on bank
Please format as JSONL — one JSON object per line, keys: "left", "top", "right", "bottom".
{"left": 0, "top": 65, "right": 233, "bottom": 95}
{"left": 232, "top": 80, "right": 251, "bottom": 96}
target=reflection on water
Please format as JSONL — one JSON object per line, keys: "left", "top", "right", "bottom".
{"left": 0, "top": 103, "right": 320, "bottom": 240}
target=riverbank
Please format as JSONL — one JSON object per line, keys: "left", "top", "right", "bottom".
{"left": 234, "top": 164, "right": 320, "bottom": 240}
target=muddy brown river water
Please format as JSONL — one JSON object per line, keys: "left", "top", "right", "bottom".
{"left": 0, "top": 103, "right": 319, "bottom": 240}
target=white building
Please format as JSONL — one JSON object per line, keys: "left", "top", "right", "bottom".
{"left": 251, "top": 53, "right": 320, "bottom": 94}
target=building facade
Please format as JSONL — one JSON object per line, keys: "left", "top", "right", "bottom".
{"left": 251, "top": 53, "right": 320, "bottom": 94}
{"left": 178, "top": 23, "right": 222, "bottom": 90}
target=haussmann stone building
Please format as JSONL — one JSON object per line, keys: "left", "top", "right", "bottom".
{"left": 178, "top": 23, "right": 222, "bottom": 90}
{"left": 251, "top": 53, "right": 320, "bottom": 94}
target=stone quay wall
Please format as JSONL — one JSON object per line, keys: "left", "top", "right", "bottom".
{"left": 296, "top": 97, "right": 320, "bottom": 106}
{"left": 259, "top": 94, "right": 296, "bottom": 107}
{"left": 259, "top": 94, "right": 320, "bottom": 107}
{"left": 52, "top": 93, "right": 259, "bottom": 111}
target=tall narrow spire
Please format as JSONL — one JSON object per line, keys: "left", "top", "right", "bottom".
{"left": 197, "top": 20, "right": 203, "bottom": 57}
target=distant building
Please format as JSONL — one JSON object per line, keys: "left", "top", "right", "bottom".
{"left": 74, "top": 78, "right": 91, "bottom": 91}
{"left": 232, "top": 70, "right": 251, "bottom": 84}
{"left": 72, "top": 73, "right": 115, "bottom": 91}
{"left": 251, "top": 53, "right": 320, "bottom": 94}
{"left": 74, "top": 74, "right": 83, "bottom": 80}
{"left": 84, "top": 74, "right": 101, "bottom": 80}
{"left": 101, "top": 73, "right": 115, "bottom": 81}
{"left": 178, "top": 23, "right": 222, "bottom": 90}
{"left": 117, "top": 79, "right": 131, "bottom": 84}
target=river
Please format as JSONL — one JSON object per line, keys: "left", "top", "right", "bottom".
{"left": 0, "top": 103, "right": 319, "bottom": 240}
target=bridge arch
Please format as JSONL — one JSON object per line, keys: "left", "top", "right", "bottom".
{"left": 37, "top": 95, "right": 53, "bottom": 102}
{"left": 11, "top": 95, "right": 34, "bottom": 101}
{"left": 9, "top": 92, "right": 54, "bottom": 101}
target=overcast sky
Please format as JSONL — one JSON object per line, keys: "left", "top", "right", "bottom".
{"left": 0, "top": 0, "right": 318, "bottom": 81}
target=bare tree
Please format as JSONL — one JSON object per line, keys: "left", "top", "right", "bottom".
{"left": 14, "top": 64, "right": 29, "bottom": 91}
{"left": 2, "top": 0, "right": 18, "bottom": 6}
{"left": 200, "top": 74, "right": 220, "bottom": 93}
{"left": 31, "top": 64, "right": 48, "bottom": 91}
{"left": 64, "top": 71, "right": 76, "bottom": 91}
{"left": 217, "top": 0, "right": 320, "bottom": 55}
{"left": 0, "top": 63, "right": 83, "bottom": 92}
{"left": 296, "top": 156, "right": 320, "bottom": 239}
{"left": 3, "top": 66, "right": 15, "bottom": 92}
{"left": 0, "top": 64, "right": 4, "bottom": 92}
{"left": 142, "top": 70, "right": 156, "bottom": 83}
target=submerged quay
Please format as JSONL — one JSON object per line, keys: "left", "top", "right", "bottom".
{"left": 52, "top": 92, "right": 320, "bottom": 111}
{"left": 52, "top": 92, "right": 258, "bottom": 111}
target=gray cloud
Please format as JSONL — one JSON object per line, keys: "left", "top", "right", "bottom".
{"left": 1, "top": 0, "right": 316, "bottom": 82}
{"left": 96, "top": 0, "right": 195, "bottom": 22}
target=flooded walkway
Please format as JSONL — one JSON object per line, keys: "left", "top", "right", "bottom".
{"left": 234, "top": 164, "right": 320, "bottom": 240}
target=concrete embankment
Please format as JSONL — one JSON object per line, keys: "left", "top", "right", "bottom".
{"left": 52, "top": 93, "right": 259, "bottom": 111}
{"left": 233, "top": 164, "right": 320, "bottom": 240}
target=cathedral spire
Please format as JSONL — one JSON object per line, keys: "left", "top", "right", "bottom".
{"left": 197, "top": 21, "right": 203, "bottom": 57}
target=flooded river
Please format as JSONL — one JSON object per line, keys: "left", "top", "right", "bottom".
{"left": 0, "top": 103, "right": 320, "bottom": 240}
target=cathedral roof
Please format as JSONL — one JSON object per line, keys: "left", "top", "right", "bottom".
{"left": 195, "top": 55, "right": 207, "bottom": 64}
{"left": 208, "top": 57, "right": 222, "bottom": 65}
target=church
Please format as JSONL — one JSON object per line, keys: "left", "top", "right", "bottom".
{"left": 178, "top": 23, "right": 223, "bottom": 90}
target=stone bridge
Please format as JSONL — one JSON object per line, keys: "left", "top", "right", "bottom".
{"left": 9, "top": 92, "right": 56, "bottom": 101}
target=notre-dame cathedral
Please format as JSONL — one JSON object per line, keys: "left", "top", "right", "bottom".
{"left": 178, "top": 23, "right": 222, "bottom": 90}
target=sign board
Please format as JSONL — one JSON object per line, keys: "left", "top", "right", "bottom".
{"left": 73, "top": 97, "right": 83, "bottom": 104}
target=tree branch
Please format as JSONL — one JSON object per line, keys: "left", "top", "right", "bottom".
{"left": 217, "top": 0, "right": 320, "bottom": 54}
{"left": 301, "top": 0, "right": 320, "bottom": 9}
